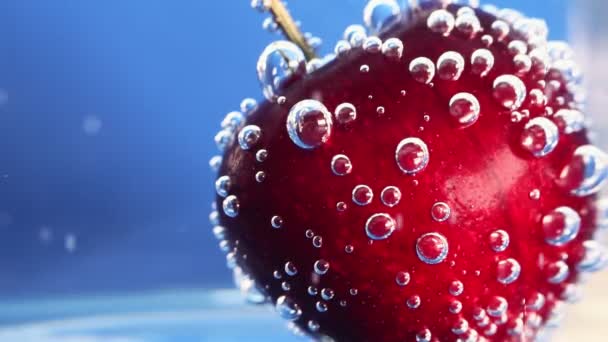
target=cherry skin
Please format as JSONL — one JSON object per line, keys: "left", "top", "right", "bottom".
{"left": 213, "top": 3, "right": 606, "bottom": 341}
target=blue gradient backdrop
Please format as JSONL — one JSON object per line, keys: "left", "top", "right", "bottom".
{"left": 0, "top": 0, "right": 567, "bottom": 299}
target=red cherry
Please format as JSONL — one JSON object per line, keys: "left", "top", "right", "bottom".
{"left": 212, "top": 1, "right": 608, "bottom": 341}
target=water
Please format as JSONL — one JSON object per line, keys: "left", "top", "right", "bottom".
{"left": 0, "top": 290, "right": 301, "bottom": 342}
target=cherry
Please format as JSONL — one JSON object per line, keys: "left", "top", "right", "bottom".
{"left": 211, "top": 1, "right": 608, "bottom": 341}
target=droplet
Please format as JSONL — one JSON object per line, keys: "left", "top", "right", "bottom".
{"left": 381, "top": 37, "right": 404, "bottom": 59}
{"left": 487, "top": 296, "right": 508, "bottom": 317}
{"left": 395, "top": 137, "right": 430, "bottom": 175}
{"left": 237, "top": 125, "right": 262, "bottom": 150}
{"left": 489, "top": 229, "right": 510, "bottom": 252}
{"left": 363, "top": 0, "right": 401, "bottom": 34}
{"left": 334, "top": 103, "right": 357, "bottom": 124}
{"left": 431, "top": 202, "right": 451, "bottom": 222}
{"left": 471, "top": 49, "right": 495, "bottom": 77}
{"left": 222, "top": 195, "right": 240, "bottom": 218}
{"left": 541, "top": 206, "right": 581, "bottom": 247}
{"left": 365, "top": 213, "right": 396, "bottom": 240}
{"left": 496, "top": 258, "right": 521, "bottom": 284}
{"left": 407, "top": 295, "right": 421, "bottom": 309}
{"left": 352, "top": 185, "right": 374, "bottom": 206}
{"left": 287, "top": 99, "right": 333, "bottom": 149}
{"left": 493, "top": 74, "right": 527, "bottom": 110}
{"left": 449, "top": 92, "right": 480, "bottom": 127}
{"left": 409, "top": 57, "right": 435, "bottom": 84}
{"left": 215, "top": 176, "right": 231, "bottom": 197}
{"left": 381, "top": 186, "right": 402, "bottom": 207}
{"left": 559, "top": 145, "right": 608, "bottom": 197}
{"left": 396, "top": 271, "right": 411, "bottom": 286}
{"left": 546, "top": 260, "right": 570, "bottom": 284}
{"left": 427, "top": 9, "right": 455, "bottom": 36}
{"left": 416, "top": 232, "right": 449, "bottom": 264}
{"left": 449, "top": 280, "right": 464, "bottom": 296}
{"left": 275, "top": 295, "right": 302, "bottom": 321}
{"left": 332, "top": 154, "right": 353, "bottom": 176}
{"left": 520, "top": 117, "right": 559, "bottom": 157}
{"left": 257, "top": 41, "right": 306, "bottom": 100}
{"left": 437, "top": 51, "right": 465, "bottom": 80}
{"left": 314, "top": 259, "right": 330, "bottom": 275}
{"left": 271, "top": 215, "right": 284, "bottom": 229}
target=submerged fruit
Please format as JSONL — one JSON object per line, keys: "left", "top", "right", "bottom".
{"left": 211, "top": 1, "right": 607, "bottom": 341}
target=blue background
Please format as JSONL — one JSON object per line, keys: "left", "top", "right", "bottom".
{"left": 0, "top": 0, "right": 568, "bottom": 299}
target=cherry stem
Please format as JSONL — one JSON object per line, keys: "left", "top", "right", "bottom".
{"left": 269, "top": 0, "right": 317, "bottom": 61}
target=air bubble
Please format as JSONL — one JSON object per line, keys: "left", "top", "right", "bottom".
{"left": 331, "top": 154, "right": 353, "bottom": 176}
{"left": 381, "top": 186, "right": 402, "bottom": 207}
{"left": 255, "top": 171, "right": 266, "bottom": 183}
{"left": 409, "top": 57, "right": 435, "bottom": 84}
{"left": 437, "top": 51, "right": 465, "bottom": 80}
{"left": 427, "top": 9, "right": 455, "bottom": 36}
{"left": 240, "top": 98, "right": 258, "bottom": 115}
{"left": 396, "top": 137, "right": 430, "bottom": 175}
{"left": 381, "top": 38, "right": 404, "bottom": 59}
{"left": 321, "top": 288, "right": 335, "bottom": 301}
{"left": 287, "top": 99, "right": 333, "bottom": 149}
{"left": 334, "top": 103, "right": 357, "bottom": 124}
{"left": 363, "top": 0, "right": 401, "bottom": 34}
{"left": 337, "top": 202, "right": 348, "bottom": 212}
{"left": 312, "top": 236, "right": 323, "bottom": 248}
{"left": 353, "top": 185, "right": 374, "bottom": 206}
{"left": 221, "top": 111, "right": 245, "bottom": 131}
{"left": 308, "top": 320, "right": 320, "bottom": 332}
{"left": 314, "top": 259, "right": 330, "bottom": 275}
{"left": 345, "top": 244, "right": 354, "bottom": 253}
{"left": 449, "top": 299, "right": 463, "bottom": 314}
{"left": 215, "top": 176, "right": 231, "bottom": 197}
{"left": 449, "top": 92, "right": 480, "bottom": 127}
{"left": 577, "top": 240, "right": 606, "bottom": 272}
{"left": 554, "top": 109, "right": 585, "bottom": 134}
{"left": 396, "top": 271, "right": 411, "bottom": 286}
{"left": 431, "top": 202, "right": 451, "bottom": 222}
{"left": 222, "top": 195, "right": 240, "bottom": 218}
{"left": 360, "top": 64, "right": 370, "bottom": 73}
{"left": 542, "top": 206, "right": 581, "bottom": 246}
{"left": 271, "top": 215, "right": 284, "bottom": 229}
{"left": 407, "top": 295, "right": 421, "bottom": 309}
{"left": 256, "top": 149, "right": 268, "bottom": 162}
{"left": 284, "top": 261, "right": 298, "bottom": 276}
{"left": 214, "top": 130, "right": 234, "bottom": 152}
{"left": 496, "top": 258, "right": 521, "bottom": 284}
{"left": 209, "top": 155, "right": 222, "bottom": 172}
{"left": 238, "top": 125, "right": 262, "bottom": 150}
{"left": 452, "top": 317, "right": 469, "bottom": 334}
{"left": 275, "top": 295, "right": 302, "bottom": 321}
{"left": 344, "top": 25, "right": 367, "bottom": 48}
{"left": 489, "top": 229, "right": 510, "bottom": 252}
{"left": 257, "top": 41, "right": 306, "bottom": 100}
{"left": 491, "top": 20, "right": 510, "bottom": 40}
{"left": 455, "top": 13, "right": 481, "bottom": 37}
{"left": 416, "top": 329, "right": 432, "bottom": 342}
{"left": 334, "top": 40, "right": 351, "bottom": 56}
{"left": 416, "top": 232, "right": 449, "bottom": 264}
{"left": 471, "top": 49, "right": 494, "bottom": 76}
{"left": 520, "top": 117, "right": 559, "bottom": 157}
{"left": 493, "top": 74, "right": 527, "bottom": 110}
{"left": 558, "top": 145, "right": 608, "bottom": 197}
{"left": 449, "top": 280, "right": 464, "bottom": 296}
{"left": 365, "top": 213, "right": 396, "bottom": 240}
{"left": 316, "top": 301, "right": 328, "bottom": 312}
{"left": 547, "top": 260, "right": 570, "bottom": 284}
{"left": 487, "top": 296, "right": 508, "bottom": 317}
